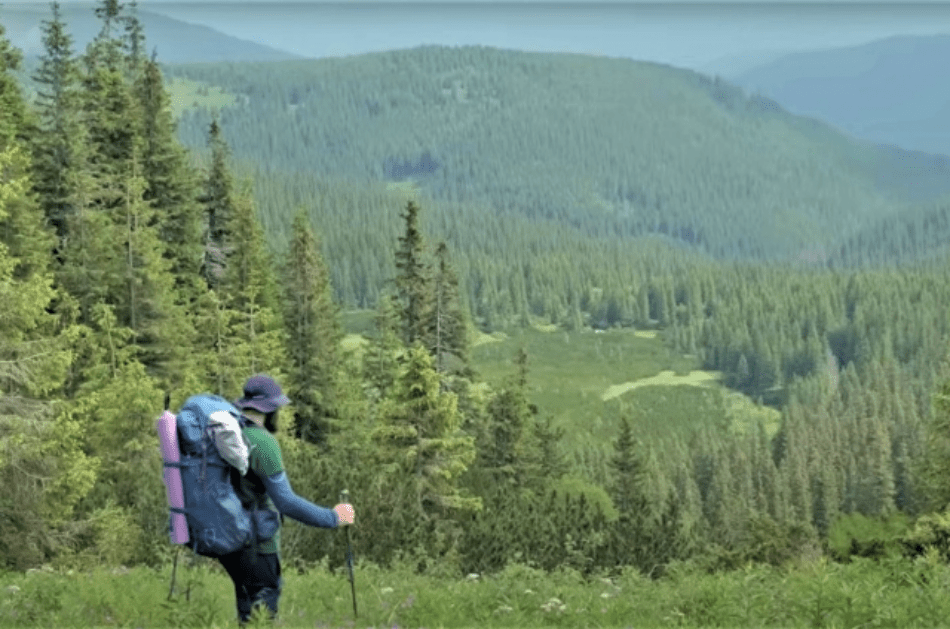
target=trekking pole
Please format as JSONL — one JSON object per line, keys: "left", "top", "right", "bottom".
{"left": 340, "top": 489, "right": 358, "bottom": 618}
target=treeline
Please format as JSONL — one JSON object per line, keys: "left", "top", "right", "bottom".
{"left": 5, "top": 1, "right": 950, "bottom": 582}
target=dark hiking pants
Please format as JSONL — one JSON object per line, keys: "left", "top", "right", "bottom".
{"left": 218, "top": 548, "right": 282, "bottom": 624}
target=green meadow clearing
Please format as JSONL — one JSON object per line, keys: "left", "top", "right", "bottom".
{"left": 341, "top": 313, "right": 780, "bottom": 463}
{"left": 340, "top": 313, "right": 782, "bottom": 466}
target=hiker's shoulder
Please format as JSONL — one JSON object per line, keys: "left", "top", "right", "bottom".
{"left": 243, "top": 424, "right": 278, "bottom": 446}
{"left": 244, "top": 425, "right": 284, "bottom": 467}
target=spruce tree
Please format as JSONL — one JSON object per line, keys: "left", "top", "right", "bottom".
{"left": 371, "top": 343, "right": 481, "bottom": 525}
{"left": 394, "top": 199, "right": 431, "bottom": 346}
{"left": 30, "top": 1, "right": 84, "bottom": 252}
{"left": 283, "top": 209, "right": 343, "bottom": 446}
{"left": 120, "top": 0, "right": 146, "bottom": 75}
{"left": 425, "top": 241, "right": 471, "bottom": 379}
{"left": 0, "top": 23, "right": 31, "bottom": 143}
{"left": 609, "top": 414, "right": 651, "bottom": 516}
{"left": 363, "top": 292, "right": 404, "bottom": 404}
{"left": 89, "top": 0, "right": 125, "bottom": 67}
{"left": 135, "top": 57, "right": 204, "bottom": 305}
{"left": 199, "top": 119, "right": 236, "bottom": 290}
{"left": 477, "top": 347, "right": 535, "bottom": 486}
{"left": 220, "top": 194, "right": 286, "bottom": 378}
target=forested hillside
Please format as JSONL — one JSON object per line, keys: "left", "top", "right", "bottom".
{"left": 163, "top": 47, "right": 950, "bottom": 266}
{"left": 5, "top": 0, "right": 950, "bottom": 589}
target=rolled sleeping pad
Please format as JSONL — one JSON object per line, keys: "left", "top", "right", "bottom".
{"left": 156, "top": 410, "right": 189, "bottom": 545}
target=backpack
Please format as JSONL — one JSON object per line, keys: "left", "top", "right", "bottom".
{"left": 159, "top": 394, "right": 254, "bottom": 558}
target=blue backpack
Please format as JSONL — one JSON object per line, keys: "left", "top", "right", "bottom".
{"left": 172, "top": 394, "right": 253, "bottom": 557}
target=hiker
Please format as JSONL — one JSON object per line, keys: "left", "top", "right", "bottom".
{"left": 219, "top": 374, "right": 356, "bottom": 625}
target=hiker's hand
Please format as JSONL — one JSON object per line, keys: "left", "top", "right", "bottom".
{"left": 333, "top": 503, "right": 355, "bottom": 526}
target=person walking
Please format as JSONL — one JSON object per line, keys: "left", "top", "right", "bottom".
{"left": 218, "top": 374, "right": 355, "bottom": 625}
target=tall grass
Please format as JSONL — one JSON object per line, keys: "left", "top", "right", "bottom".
{"left": 4, "top": 552, "right": 950, "bottom": 628}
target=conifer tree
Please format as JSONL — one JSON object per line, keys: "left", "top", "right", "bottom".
{"left": 135, "top": 57, "right": 204, "bottom": 304}
{"left": 81, "top": 58, "right": 139, "bottom": 179}
{"left": 372, "top": 343, "right": 481, "bottom": 524}
{"left": 214, "top": 190, "right": 287, "bottom": 381}
{"left": 199, "top": 119, "right": 236, "bottom": 290}
{"left": 283, "top": 209, "right": 342, "bottom": 446}
{"left": 394, "top": 199, "right": 431, "bottom": 346}
{"left": 609, "top": 414, "right": 651, "bottom": 515}
{"left": 0, "top": 24, "right": 31, "bottom": 144}
{"left": 0, "top": 38, "right": 96, "bottom": 568}
{"left": 30, "top": 1, "right": 84, "bottom": 252}
{"left": 192, "top": 288, "right": 245, "bottom": 394}
{"left": 917, "top": 371, "right": 950, "bottom": 510}
{"left": 478, "top": 347, "right": 534, "bottom": 486}
{"left": 363, "top": 292, "right": 404, "bottom": 403}
{"left": 120, "top": 0, "right": 146, "bottom": 75}
{"left": 89, "top": 0, "right": 125, "bottom": 67}
{"left": 530, "top": 413, "right": 568, "bottom": 482}
{"left": 425, "top": 241, "right": 471, "bottom": 379}
{"left": 607, "top": 413, "right": 670, "bottom": 570}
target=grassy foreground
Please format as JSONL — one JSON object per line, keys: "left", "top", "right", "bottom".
{"left": 4, "top": 552, "right": 950, "bottom": 628}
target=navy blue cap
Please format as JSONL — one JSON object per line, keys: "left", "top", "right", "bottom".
{"left": 235, "top": 374, "right": 290, "bottom": 413}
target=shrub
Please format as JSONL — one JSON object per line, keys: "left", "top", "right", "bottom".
{"left": 827, "top": 512, "right": 910, "bottom": 561}
{"left": 900, "top": 509, "right": 950, "bottom": 560}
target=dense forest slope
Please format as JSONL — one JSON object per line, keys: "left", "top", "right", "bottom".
{"left": 732, "top": 34, "right": 950, "bottom": 157}
{"left": 2, "top": 3, "right": 299, "bottom": 63}
{"left": 164, "top": 46, "right": 950, "bottom": 262}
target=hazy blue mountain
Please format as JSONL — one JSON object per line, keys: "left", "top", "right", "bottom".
{"left": 2, "top": 3, "right": 301, "bottom": 63}
{"left": 730, "top": 34, "right": 950, "bottom": 157}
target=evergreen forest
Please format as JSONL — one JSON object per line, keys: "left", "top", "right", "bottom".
{"left": 6, "top": 0, "right": 950, "bottom": 600}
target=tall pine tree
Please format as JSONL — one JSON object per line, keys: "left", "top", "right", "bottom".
{"left": 394, "top": 200, "right": 431, "bottom": 346}
{"left": 30, "top": 1, "right": 84, "bottom": 254}
{"left": 283, "top": 209, "right": 342, "bottom": 446}
{"left": 425, "top": 241, "right": 471, "bottom": 379}
{"left": 199, "top": 119, "right": 236, "bottom": 290}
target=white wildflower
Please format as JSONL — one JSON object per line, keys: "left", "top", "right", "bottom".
{"left": 494, "top": 604, "right": 514, "bottom": 614}
{"left": 380, "top": 587, "right": 394, "bottom": 595}
{"left": 541, "top": 597, "right": 566, "bottom": 613}
{"left": 466, "top": 573, "right": 480, "bottom": 581}
{"left": 5, "top": 585, "right": 20, "bottom": 594}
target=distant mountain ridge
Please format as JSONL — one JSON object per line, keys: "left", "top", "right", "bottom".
{"left": 730, "top": 33, "right": 950, "bottom": 157}
{"left": 1, "top": 3, "right": 301, "bottom": 63}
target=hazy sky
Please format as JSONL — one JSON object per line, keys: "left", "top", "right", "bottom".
{"left": 6, "top": 1, "right": 950, "bottom": 73}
